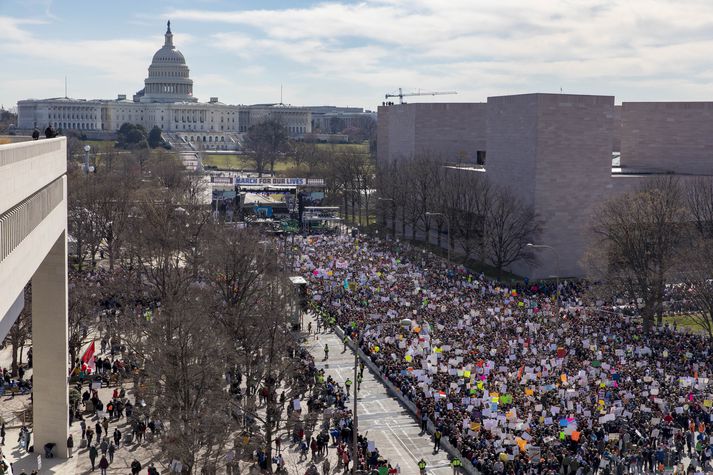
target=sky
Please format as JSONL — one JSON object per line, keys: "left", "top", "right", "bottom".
{"left": 2, "top": 0, "right": 713, "bottom": 111}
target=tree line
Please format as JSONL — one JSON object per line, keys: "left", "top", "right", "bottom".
{"left": 588, "top": 175, "right": 713, "bottom": 336}
{"left": 377, "top": 155, "right": 542, "bottom": 274}
{"left": 64, "top": 149, "right": 307, "bottom": 471}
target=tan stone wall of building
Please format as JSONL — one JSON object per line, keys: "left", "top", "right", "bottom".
{"left": 485, "top": 94, "right": 539, "bottom": 207}
{"left": 377, "top": 103, "right": 486, "bottom": 164}
{"left": 486, "top": 94, "right": 614, "bottom": 278}
{"left": 377, "top": 104, "right": 415, "bottom": 164}
{"left": 530, "top": 94, "right": 615, "bottom": 279}
{"left": 620, "top": 102, "right": 713, "bottom": 174}
{"left": 413, "top": 103, "right": 487, "bottom": 162}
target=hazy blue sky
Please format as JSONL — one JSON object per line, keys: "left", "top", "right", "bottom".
{"left": 2, "top": 0, "right": 713, "bottom": 110}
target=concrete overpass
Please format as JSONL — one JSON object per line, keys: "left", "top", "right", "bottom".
{"left": 0, "top": 137, "right": 69, "bottom": 457}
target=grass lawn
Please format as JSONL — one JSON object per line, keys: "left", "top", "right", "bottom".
{"left": 202, "top": 154, "right": 292, "bottom": 173}
{"left": 662, "top": 314, "right": 710, "bottom": 334}
{"left": 315, "top": 142, "right": 370, "bottom": 154}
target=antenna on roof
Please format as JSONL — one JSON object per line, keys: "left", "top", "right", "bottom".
{"left": 280, "top": 84, "right": 283, "bottom": 105}
{"left": 65, "top": 76, "right": 68, "bottom": 98}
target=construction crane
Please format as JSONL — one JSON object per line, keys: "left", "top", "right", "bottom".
{"left": 384, "top": 88, "right": 458, "bottom": 105}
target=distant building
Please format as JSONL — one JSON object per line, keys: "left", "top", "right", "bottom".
{"left": 307, "top": 106, "right": 376, "bottom": 134}
{"left": 377, "top": 94, "right": 713, "bottom": 279}
{"left": 17, "top": 22, "right": 311, "bottom": 146}
{"left": 239, "top": 104, "right": 312, "bottom": 136}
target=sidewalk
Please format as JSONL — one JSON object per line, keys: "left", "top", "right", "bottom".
{"left": 302, "top": 313, "right": 453, "bottom": 475}
{"left": 2, "top": 357, "right": 162, "bottom": 474}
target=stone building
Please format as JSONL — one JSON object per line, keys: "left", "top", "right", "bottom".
{"left": 0, "top": 137, "right": 69, "bottom": 456}
{"left": 16, "top": 22, "right": 311, "bottom": 145}
{"left": 377, "top": 94, "right": 713, "bottom": 278}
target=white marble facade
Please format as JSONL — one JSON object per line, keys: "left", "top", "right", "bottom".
{"left": 17, "top": 22, "right": 311, "bottom": 138}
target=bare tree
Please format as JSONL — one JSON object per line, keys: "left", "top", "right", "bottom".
{"left": 589, "top": 176, "right": 687, "bottom": 333}
{"left": 484, "top": 185, "right": 541, "bottom": 275}
{"left": 375, "top": 160, "right": 399, "bottom": 238}
{"left": 67, "top": 167, "right": 102, "bottom": 270}
{"left": 673, "top": 241, "right": 713, "bottom": 338}
{"left": 674, "top": 177, "right": 713, "bottom": 338}
{"left": 439, "top": 168, "right": 492, "bottom": 263}
{"left": 245, "top": 120, "right": 289, "bottom": 177}
{"left": 67, "top": 273, "right": 101, "bottom": 367}
{"left": 5, "top": 285, "right": 31, "bottom": 376}
{"left": 686, "top": 176, "right": 713, "bottom": 239}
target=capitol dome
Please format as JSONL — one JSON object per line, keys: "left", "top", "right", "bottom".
{"left": 151, "top": 46, "right": 186, "bottom": 64}
{"left": 140, "top": 21, "right": 197, "bottom": 103}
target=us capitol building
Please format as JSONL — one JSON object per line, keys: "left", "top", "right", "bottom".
{"left": 17, "top": 22, "right": 312, "bottom": 149}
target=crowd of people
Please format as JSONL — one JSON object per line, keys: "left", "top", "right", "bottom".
{"left": 300, "top": 234, "right": 713, "bottom": 474}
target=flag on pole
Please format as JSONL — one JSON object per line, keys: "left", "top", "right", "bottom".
{"left": 81, "top": 341, "right": 96, "bottom": 365}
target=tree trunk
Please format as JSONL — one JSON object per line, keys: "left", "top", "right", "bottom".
{"left": 343, "top": 193, "right": 349, "bottom": 225}
{"left": 401, "top": 208, "right": 406, "bottom": 237}
{"left": 642, "top": 307, "right": 654, "bottom": 334}
{"left": 108, "top": 240, "right": 115, "bottom": 270}
{"left": 11, "top": 341, "right": 18, "bottom": 376}
{"left": 364, "top": 193, "right": 370, "bottom": 227}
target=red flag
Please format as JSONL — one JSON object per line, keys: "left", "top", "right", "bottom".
{"left": 81, "top": 341, "right": 96, "bottom": 365}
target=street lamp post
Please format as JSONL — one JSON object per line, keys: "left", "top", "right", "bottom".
{"left": 425, "top": 212, "right": 451, "bottom": 264}
{"left": 83, "top": 145, "right": 94, "bottom": 174}
{"left": 526, "top": 243, "right": 561, "bottom": 317}
{"left": 352, "top": 350, "right": 359, "bottom": 475}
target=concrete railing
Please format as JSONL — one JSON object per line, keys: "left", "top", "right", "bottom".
{"left": 0, "top": 137, "right": 63, "bottom": 167}
{"left": 0, "top": 178, "right": 64, "bottom": 263}
{"left": 0, "top": 135, "right": 33, "bottom": 145}
{"left": 334, "top": 325, "right": 479, "bottom": 475}
{"left": 0, "top": 137, "right": 66, "bottom": 217}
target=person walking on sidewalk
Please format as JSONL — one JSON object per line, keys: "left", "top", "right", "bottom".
{"left": 98, "top": 455, "right": 109, "bottom": 475}
{"left": 433, "top": 429, "right": 442, "bottom": 453}
{"left": 324, "top": 344, "right": 329, "bottom": 361}
{"left": 345, "top": 378, "right": 352, "bottom": 399}
{"left": 89, "top": 445, "right": 98, "bottom": 471}
{"left": 66, "top": 435, "right": 74, "bottom": 458}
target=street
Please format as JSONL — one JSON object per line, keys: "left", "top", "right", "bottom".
{"left": 304, "top": 313, "right": 454, "bottom": 475}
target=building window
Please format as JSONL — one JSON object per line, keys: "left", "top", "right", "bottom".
{"left": 476, "top": 150, "right": 486, "bottom": 166}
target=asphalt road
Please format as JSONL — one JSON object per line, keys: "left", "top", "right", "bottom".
{"left": 304, "top": 315, "right": 454, "bottom": 475}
